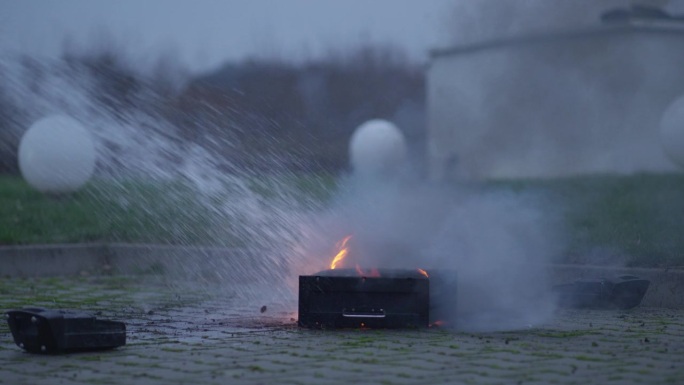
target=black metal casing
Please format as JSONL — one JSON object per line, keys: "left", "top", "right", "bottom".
{"left": 6, "top": 308, "right": 126, "bottom": 354}
{"left": 299, "top": 269, "right": 431, "bottom": 329}
{"left": 554, "top": 275, "right": 650, "bottom": 309}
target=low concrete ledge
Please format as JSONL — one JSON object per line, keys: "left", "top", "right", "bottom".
{"left": 0, "top": 243, "right": 251, "bottom": 277}
{"left": 1, "top": 244, "right": 683, "bottom": 308}
{"left": 0, "top": 243, "right": 110, "bottom": 277}
{"left": 0, "top": 244, "right": 283, "bottom": 289}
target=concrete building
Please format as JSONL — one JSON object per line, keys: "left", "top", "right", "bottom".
{"left": 427, "top": 12, "right": 684, "bottom": 180}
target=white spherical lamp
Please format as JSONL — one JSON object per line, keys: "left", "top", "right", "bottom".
{"left": 660, "top": 96, "right": 684, "bottom": 169}
{"left": 18, "top": 115, "right": 96, "bottom": 193}
{"left": 349, "top": 119, "right": 407, "bottom": 176}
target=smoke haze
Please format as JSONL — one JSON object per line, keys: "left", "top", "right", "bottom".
{"left": 6, "top": 1, "right": 678, "bottom": 329}
{"left": 429, "top": 0, "right": 684, "bottom": 179}
{"left": 297, "top": 168, "right": 566, "bottom": 331}
{"left": 444, "top": 0, "right": 679, "bottom": 47}
{"left": 0, "top": 45, "right": 567, "bottom": 330}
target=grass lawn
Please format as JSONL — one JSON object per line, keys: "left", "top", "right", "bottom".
{"left": 0, "top": 173, "right": 336, "bottom": 247}
{"left": 491, "top": 173, "right": 684, "bottom": 267}
{"left": 0, "top": 173, "right": 682, "bottom": 268}
{"left": 0, "top": 176, "right": 215, "bottom": 245}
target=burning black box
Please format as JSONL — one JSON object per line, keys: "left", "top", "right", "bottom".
{"left": 298, "top": 269, "right": 431, "bottom": 329}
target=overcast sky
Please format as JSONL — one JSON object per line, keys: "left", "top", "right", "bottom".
{"left": 0, "top": 0, "right": 454, "bottom": 74}
{"left": 4, "top": 1, "right": 684, "bottom": 75}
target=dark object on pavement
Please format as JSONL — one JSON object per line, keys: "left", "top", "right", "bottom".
{"left": 299, "top": 268, "right": 429, "bottom": 329}
{"left": 299, "top": 268, "right": 457, "bottom": 329}
{"left": 554, "top": 275, "right": 650, "bottom": 309}
{"left": 601, "top": 5, "right": 677, "bottom": 23}
{"left": 6, "top": 308, "right": 126, "bottom": 354}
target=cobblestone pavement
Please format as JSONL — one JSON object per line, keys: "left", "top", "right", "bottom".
{"left": 0, "top": 276, "right": 682, "bottom": 385}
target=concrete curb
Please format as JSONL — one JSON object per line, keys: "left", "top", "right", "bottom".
{"left": 1, "top": 244, "right": 683, "bottom": 308}
{"left": 0, "top": 243, "right": 250, "bottom": 277}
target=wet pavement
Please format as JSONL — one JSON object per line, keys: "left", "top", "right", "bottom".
{"left": 1, "top": 276, "right": 683, "bottom": 385}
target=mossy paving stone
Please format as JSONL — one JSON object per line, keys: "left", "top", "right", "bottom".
{"left": 0, "top": 276, "right": 683, "bottom": 384}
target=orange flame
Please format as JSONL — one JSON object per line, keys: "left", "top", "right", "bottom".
{"left": 355, "top": 265, "right": 381, "bottom": 277}
{"left": 330, "top": 235, "right": 352, "bottom": 270}
{"left": 430, "top": 320, "right": 446, "bottom": 328}
{"left": 417, "top": 268, "right": 429, "bottom": 278}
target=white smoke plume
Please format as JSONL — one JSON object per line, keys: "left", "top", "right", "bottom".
{"left": 433, "top": 0, "right": 684, "bottom": 178}
{"left": 296, "top": 167, "right": 566, "bottom": 331}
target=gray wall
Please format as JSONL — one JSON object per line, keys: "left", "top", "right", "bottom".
{"left": 427, "top": 24, "right": 684, "bottom": 180}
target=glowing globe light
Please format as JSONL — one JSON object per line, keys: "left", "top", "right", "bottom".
{"left": 349, "top": 119, "right": 407, "bottom": 176}
{"left": 18, "top": 115, "right": 96, "bottom": 193}
{"left": 660, "top": 95, "right": 684, "bottom": 169}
